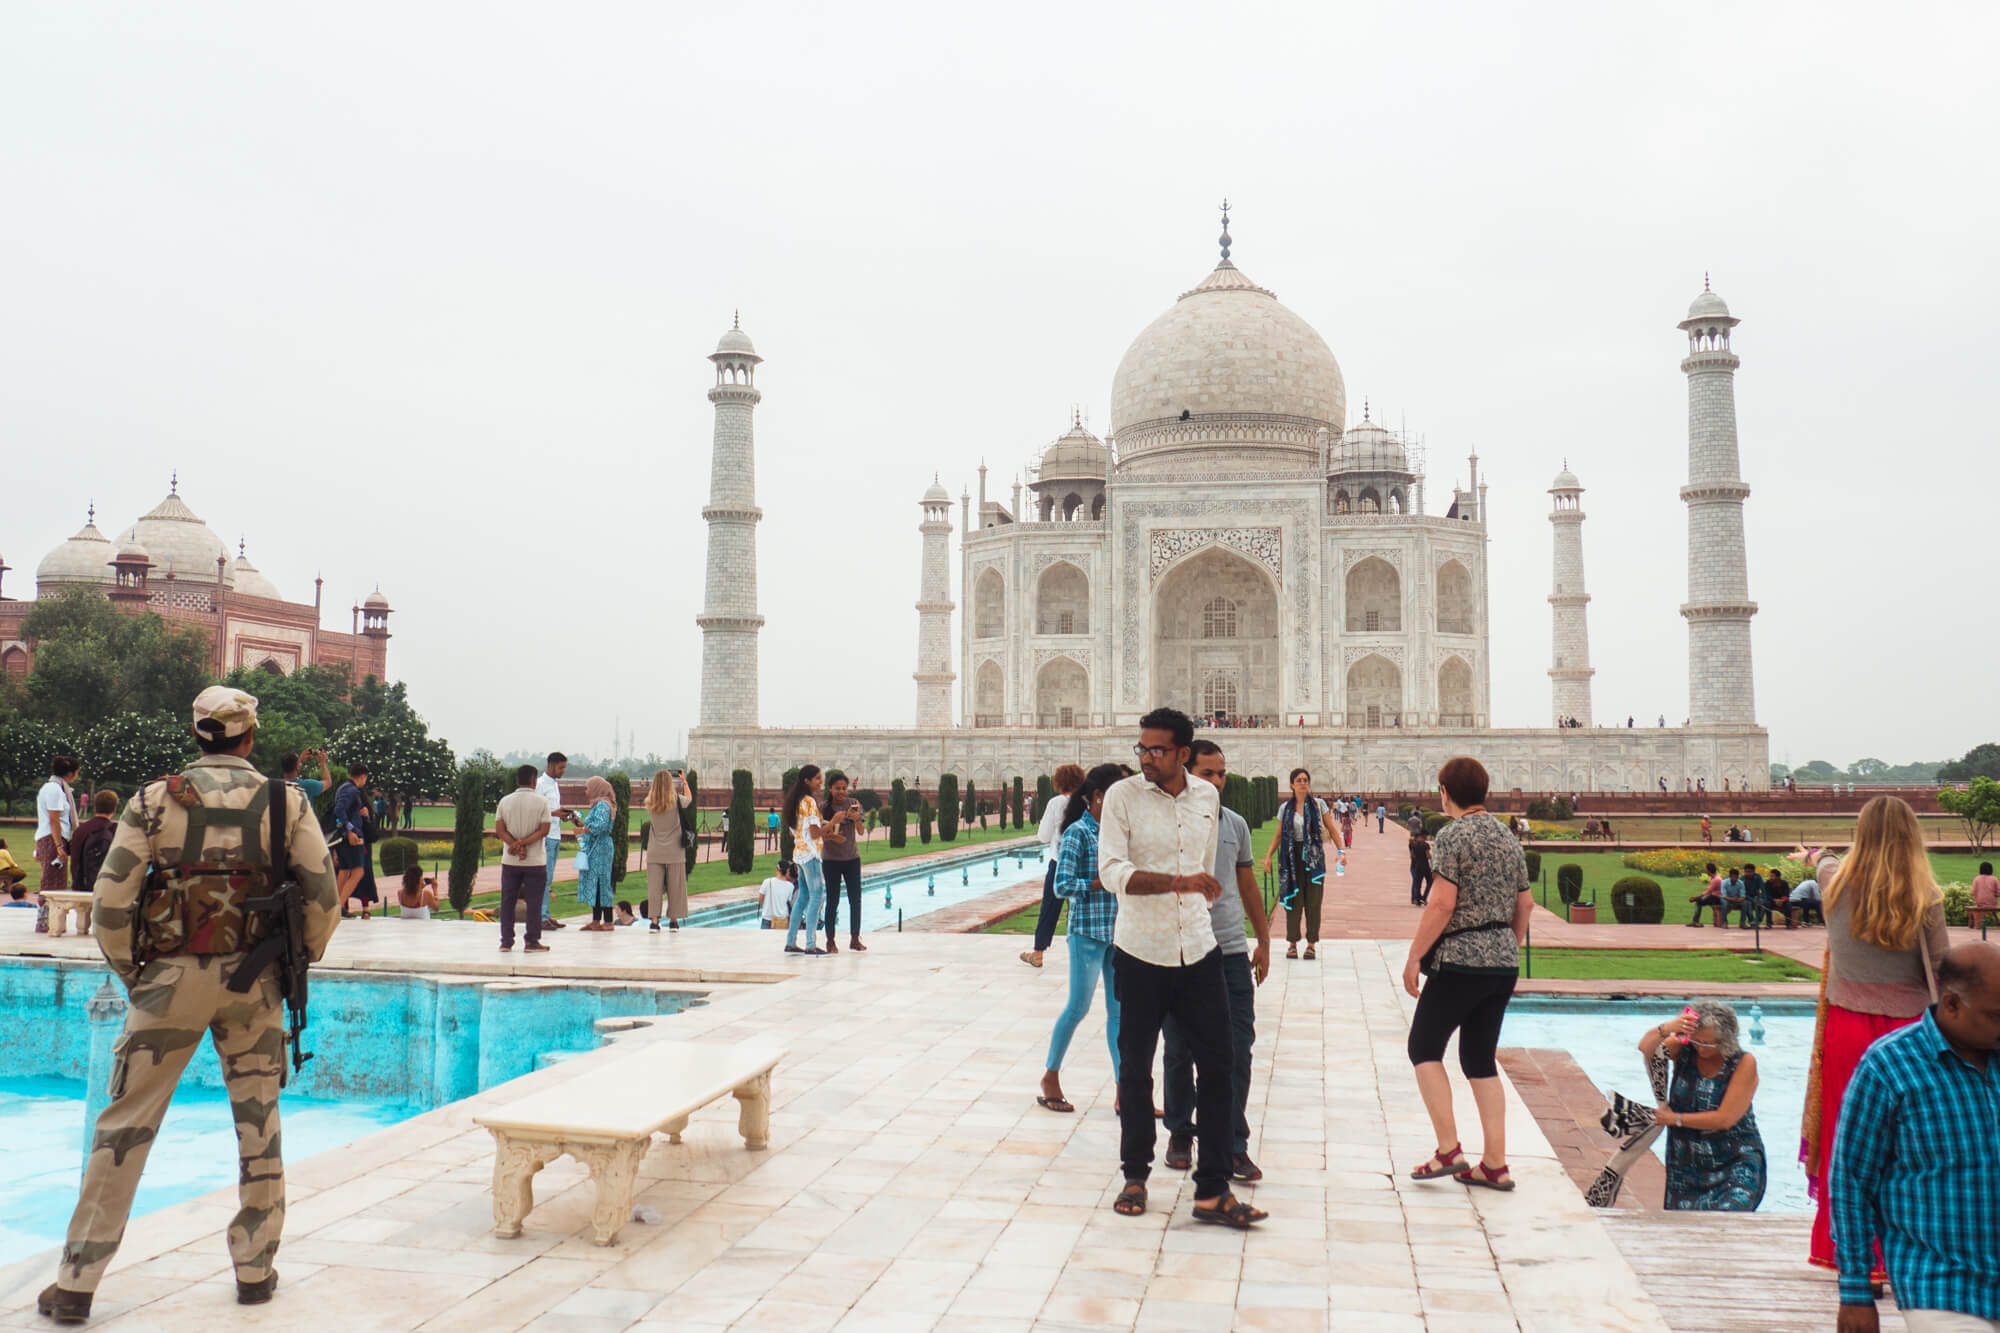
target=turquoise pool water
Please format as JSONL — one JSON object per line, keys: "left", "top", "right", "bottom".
{"left": 1501, "top": 996, "right": 1816, "bottom": 1213}
{"left": 693, "top": 844, "right": 1043, "bottom": 930}
{"left": 0, "top": 959, "right": 705, "bottom": 1255}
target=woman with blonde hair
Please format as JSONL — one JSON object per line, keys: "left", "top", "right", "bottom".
{"left": 1800, "top": 795, "right": 1948, "bottom": 1274}
{"left": 643, "top": 770, "right": 694, "bottom": 932}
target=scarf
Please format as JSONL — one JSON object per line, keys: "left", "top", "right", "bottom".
{"left": 583, "top": 776, "right": 615, "bottom": 823}
{"left": 1276, "top": 795, "right": 1326, "bottom": 905}
{"left": 1586, "top": 1047, "right": 1674, "bottom": 1208}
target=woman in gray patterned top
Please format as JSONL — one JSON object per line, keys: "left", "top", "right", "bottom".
{"left": 1402, "top": 756, "right": 1532, "bottom": 1192}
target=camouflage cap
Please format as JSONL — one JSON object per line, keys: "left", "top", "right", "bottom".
{"left": 191, "top": 685, "right": 259, "bottom": 738}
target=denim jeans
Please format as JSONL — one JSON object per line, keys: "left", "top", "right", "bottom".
{"left": 1046, "top": 932, "right": 1120, "bottom": 1075}
{"left": 1163, "top": 950, "right": 1255, "bottom": 1155}
{"left": 786, "top": 860, "right": 826, "bottom": 950}
{"left": 543, "top": 836, "right": 562, "bottom": 895}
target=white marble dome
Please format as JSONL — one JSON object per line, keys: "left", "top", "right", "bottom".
{"left": 1333, "top": 418, "right": 1408, "bottom": 474}
{"left": 1686, "top": 288, "right": 1730, "bottom": 320}
{"left": 1110, "top": 257, "right": 1345, "bottom": 472}
{"left": 1551, "top": 467, "right": 1581, "bottom": 491}
{"left": 229, "top": 544, "right": 283, "bottom": 600}
{"left": 116, "top": 488, "right": 233, "bottom": 585}
{"left": 37, "top": 512, "right": 115, "bottom": 585}
{"left": 1036, "top": 421, "right": 1108, "bottom": 482}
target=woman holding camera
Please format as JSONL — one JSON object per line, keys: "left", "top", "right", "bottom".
{"left": 644, "top": 769, "right": 694, "bottom": 932}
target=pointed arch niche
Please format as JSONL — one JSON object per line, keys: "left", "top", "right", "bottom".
{"left": 1153, "top": 547, "right": 1279, "bottom": 722}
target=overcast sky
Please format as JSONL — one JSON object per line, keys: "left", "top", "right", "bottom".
{"left": 6, "top": 2, "right": 1994, "bottom": 769}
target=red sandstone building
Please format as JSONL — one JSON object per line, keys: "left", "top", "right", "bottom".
{"left": 0, "top": 478, "right": 390, "bottom": 682}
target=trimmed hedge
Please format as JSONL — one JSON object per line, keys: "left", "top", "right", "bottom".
{"left": 1032, "top": 774, "right": 1053, "bottom": 823}
{"left": 683, "top": 770, "right": 700, "bottom": 875}
{"left": 889, "top": 778, "right": 908, "bottom": 848}
{"left": 1556, "top": 863, "right": 1584, "bottom": 906}
{"left": 608, "top": 772, "right": 632, "bottom": 888}
{"left": 377, "top": 836, "right": 420, "bottom": 878}
{"left": 1526, "top": 796, "right": 1574, "bottom": 821}
{"left": 727, "top": 770, "right": 755, "bottom": 872}
{"left": 938, "top": 775, "right": 959, "bottom": 841}
{"left": 1423, "top": 812, "right": 1453, "bottom": 837}
{"left": 1524, "top": 850, "right": 1541, "bottom": 883}
{"left": 919, "top": 800, "right": 934, "bottom": 844}
{"left": 1610, "top": 876, "right": 1666, "bottom": 924}
{"left": 448, "top": 768, "right": 484, "bottom": 917}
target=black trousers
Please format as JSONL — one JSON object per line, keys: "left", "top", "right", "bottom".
{"left": 1031, "top": 860, "right": 1063, "bottom": 951}
{"left": 1410, "top": 868, "right": 1433, "bottom": 904}
{"left": 823, "top": 859, "right": 862, "bottom": 939}
{"left": 499, "top": 865, "right": 544, "bottom": 948}
{"left": 1114, "top": 946, "right": 1233, "bottom": 1200}
{"left": 1162, "top": 950, "right": 1255, "bottom": 1156}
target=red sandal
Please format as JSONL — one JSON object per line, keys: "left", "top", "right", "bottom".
{"left": 1410, "top": 1144, "right": 1468, "bottom": 1180}
{"left": 1456, "top": 1161, "right": 1516, "bottom": 1191}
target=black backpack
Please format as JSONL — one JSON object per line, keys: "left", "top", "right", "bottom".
{"left": 73, "top": 820, "right": 116, "bottom": 893}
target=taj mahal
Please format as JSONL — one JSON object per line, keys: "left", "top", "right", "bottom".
{"left": 687, "top": 214, "right": 1768, "bottom": 793}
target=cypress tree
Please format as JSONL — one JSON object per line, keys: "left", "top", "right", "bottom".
{"left": 889, "top": 778, "right": 908, "bottom": 848}
{"left": 683, "top": 770, "right": 700, "bottom": 873}
{"left": 1012, "top": 775, "right": 1025, "bottom": 828}
{"left": 1033, "top": 774, "right": 1053, "bottom": 823}
{"left": 779, "top": 766, "right": 801, "bottom": 863}
{"left": 608, "top": 772, "right": 632, "bottom": 888}
{"left": 962, "top": 777, "right": 977, "bottom": 828}
{"left": 727, "top": 769, "right": 755, "bottom": 873}
{"left": 448, "top": 767, "right": 484, "bottom": 917}
{"left": 919, "top": 799, "right": 933, "bottom": 844}
{"left": 938, "top": 774, "right": 959, "bottom": 841}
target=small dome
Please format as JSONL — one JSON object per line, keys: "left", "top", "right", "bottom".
{"left": 712, "top": 320, "right": 758, "bottom": 359}
{"left": 230, "top": 545, "right": 282, "bottom": 600}
{"left": 363, "top": 587, "right": 390, "bottom": 609}
{"left": 114, "top": 540, "right": 152, "bottom": 564}
{"left": 1035, "top": 421, "right": 1108, "bottom": 485}
{"left": 921, "top": 477, "right": 950, "bottom": 503}
{"left": 1551, "top": 468, "right": 1580, "bottom": 491}
{"left": 1686, "top": 288, "right": 1730, "bottom": 320}
{"left": 37, "top": 513, "right": 115, "bottom": 585}
{"left": 1330, "top": 417, "right": 1409, "bottom": 474}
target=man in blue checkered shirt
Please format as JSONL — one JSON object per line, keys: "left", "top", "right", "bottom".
{"left": 1830, "top": 941, "right": 2000, "bottom": 1332}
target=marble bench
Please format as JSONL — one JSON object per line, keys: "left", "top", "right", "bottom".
{"left": 473, "top": 1038, "right": 786, "bottom": 1246}
{"left": 40, "top": 890, "right": 94, "bottom": 937}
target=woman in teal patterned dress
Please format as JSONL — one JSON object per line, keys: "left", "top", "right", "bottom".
{"left": 574, "top": 776, "right": 617, "bottom": 930}
{"left": 1638, "top": 1000, "right": 1767, "bottom": 1210}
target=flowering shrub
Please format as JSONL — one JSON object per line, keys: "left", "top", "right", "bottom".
{"left": 81, "top": 712, "right": 198, "bottom": 789}
{"left": 1623, "top": 849, "right": 1715, "bottom": 880}
{"left": 1529, "top": 821, "right": 1577, "bottom": 840}
{"left": 1940, "top": 883, "right": 1972, "bottom": 928}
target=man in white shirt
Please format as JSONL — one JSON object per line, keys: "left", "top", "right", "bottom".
{"left": 1098, "top": 707, "right": 1266, "bottom": 1230}
{"left": 34, "top": 756, "right": 80, "bottom": 918}
{"left": 496, "top": 765, "right": 554, "bottom": 953}
{"left": 759, "top": 862, "right": 797, "bottom": 929}
{"left": 537, "top": 752, "right": 569, "bottom": 898}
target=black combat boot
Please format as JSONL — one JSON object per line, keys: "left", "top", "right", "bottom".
{"left": 237, "top": 1272, "right": 279, "bottom": 1305}
{"left": 36, "top": 1284, "right": 92, "bottom": 1324}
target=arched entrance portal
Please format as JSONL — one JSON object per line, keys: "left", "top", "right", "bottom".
{"left": 1152, "top": 547, "right": 1279, "bottom": 723}
{"left": 1035, "top": 656, "right": 1088, "bottom": 728}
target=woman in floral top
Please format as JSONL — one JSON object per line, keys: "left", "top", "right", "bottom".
{"left": 1402, "top": 757, "right": 1531, "bottom": 1191}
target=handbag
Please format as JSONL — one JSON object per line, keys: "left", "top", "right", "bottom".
{"left": 573, "top": 844, "right": 590, "bottom": 874}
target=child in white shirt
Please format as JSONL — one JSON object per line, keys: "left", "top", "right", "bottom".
{"left": 760, "top": 862, "right": 797, "bottom": 929}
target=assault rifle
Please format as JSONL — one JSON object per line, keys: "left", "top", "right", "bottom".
{"left": 226, "top": 780, "right": 315, "bottom": 1085}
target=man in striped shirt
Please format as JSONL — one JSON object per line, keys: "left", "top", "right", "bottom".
{"left": 1830, "top": 942, "right": 2000, "bottom": 1332}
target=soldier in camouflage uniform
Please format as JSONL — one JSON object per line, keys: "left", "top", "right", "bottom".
{"left": 39, "top": 686, "right": 338, "bottom": 1325}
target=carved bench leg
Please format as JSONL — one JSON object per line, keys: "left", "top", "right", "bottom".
{"left": 45, "top": 906, "right": 66, "bottom": 938}
{"left": 579, "top": 1138, "right": 647, "bottom": 1246}
{"left": 78, "top": 904, "right": 92, "bottom": 935}
{"left": 663, "top": 1114, "right": 689, "bottom": 1145}
{"left": 733, "top": 1070, "right": 772, "bottom": 1150}
{"left": 489, "top": 1131, "right": 547, "bottom": 1239}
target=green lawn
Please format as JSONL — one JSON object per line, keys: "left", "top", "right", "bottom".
{"left": 1521, "top": 947, "right": 1819, "bottom": 983}
{"left": 1529, "top": 850, "right": 1986, "bottom": 921}
{"left": 1526, "top": 813, "right": 1966, "bottom": 844}
{"left": 984, "top": 903, "right": 1056, "bottom": 936}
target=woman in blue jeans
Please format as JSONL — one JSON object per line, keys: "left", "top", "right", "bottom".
{"left": 781, "top": 766, "right": 828, "bottom": 955}
{"left": 1036, "top": 763, "right": 1130, "bottom": 1114}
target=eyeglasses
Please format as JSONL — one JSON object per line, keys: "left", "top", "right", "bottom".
{"left": 1132, "top": 744, "right": 1175, "bottom": 760}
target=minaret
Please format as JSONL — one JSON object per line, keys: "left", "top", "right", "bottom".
{"left": 696, "top": 315, "right": 766, "bottom": 727}
{"left": 1678, "top": 279, "right": 1757, "bottom": 725}
{"left": 914, "top": 476, "right": 957, "bottom": 727}
{"left": 1547, "top": 463, "right": 1594, "bottom": 726}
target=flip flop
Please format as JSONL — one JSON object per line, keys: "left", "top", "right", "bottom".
{"left": 1112, "top": 1182, "right": 1147, "bottom": 1216}
{"left": 1036, "top": 1095, "right": 1075, "bottom": 1114}
{"left": 1192, "top": 1194, "right": 1267, "bottom": 1229}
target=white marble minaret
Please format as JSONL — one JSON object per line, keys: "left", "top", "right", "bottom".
{"left": 1678, "top": 280, "right": 1757, "bottom": 725}
{"left": 696, "top": 316, "right": 765, "bottom": 727}
{"left": 1547, "top": 463, "right": 1594, "bottom": 725}
{"left": 913, "top": 477, "right": 956, "bottom": 726}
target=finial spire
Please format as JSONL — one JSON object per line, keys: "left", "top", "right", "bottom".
{"left": 170, "top": 469, "right": 178, "bottom": 494}
{"left": 1363, "top": 398, "right": 1370, "bottom": 422}
{"left": 1217, "top": 198, "right": 1232, "bottom": 262}
{"left": 1704, "top": 271, "right": 1711, "bottom": 292}
{"left": 732, "top": 309, "right": 740, "bottom": 330}
{"left": 87, "top": 501, "right": 94, "bottom": 525}
{"left": 238, "top": 536, "right": 247, "bottom": 558}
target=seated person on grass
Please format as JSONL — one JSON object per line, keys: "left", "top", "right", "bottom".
{"left": 1687, "top": 863, "right": 1723, "bottom": 927}
{"left": 0, "top": 837, "right": 25, "bottom": 887}
{"left": 1760, "top": 869, "right": 1795, "bottom": 926}
{"left": 1718, "top": 868, "right": 1750, "bottom": 926}
{"left": 396, "top": 866, "right": 439, "bottom": 919}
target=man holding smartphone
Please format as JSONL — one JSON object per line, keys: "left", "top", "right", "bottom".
{"left": 819, "top": 770, "right": 866, "bottom": 953}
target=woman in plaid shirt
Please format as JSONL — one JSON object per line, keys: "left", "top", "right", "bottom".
{"left": 1037, "top": 764, "right": 1131, "bottom": 1115}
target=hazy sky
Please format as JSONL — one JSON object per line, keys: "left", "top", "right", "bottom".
{"left": 6, "top": 2, "right": 1994, "bottom": 769}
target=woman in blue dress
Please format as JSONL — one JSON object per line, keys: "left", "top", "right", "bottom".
{"left": 1260, "top": 769, "right": 1338, "bottom": 960}
{"left": 574, "top": 776, "right": 617, "bottom": 930}
{"left": 1638, "top": 1000, "right": 1766, "bottom": 1210}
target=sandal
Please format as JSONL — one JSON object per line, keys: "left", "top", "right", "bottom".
{"left": 1411, "top": 1144, "right": 1468, "bottom": 1180}
{"left": 1112, "top": 1182, "right": 1147, "bottom": 1216}
{"left": 1035, "top": 1095, "right": 1075, "bottom": 1114}
{"left": 1285, "top": 944, "right": 1298, "bottom": 959}
{"left": 1020, "top": 951, "right": 1044, "bottom": 968}
{"left": 1303, "top": 944, "right": 1317, "bottom": 961}
{"left": 1457, "top": 1161, "right": 1515, "bottom": 1191}
{"left": 1191, "top": 1194, "right": 1267, "bottom": 1229}
{"left": 850, "top": 938, "right": 867, "bottom": 951}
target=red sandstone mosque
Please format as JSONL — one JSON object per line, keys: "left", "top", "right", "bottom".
{"left": 0, "top": 476, "right": 391, "bottom": 683}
